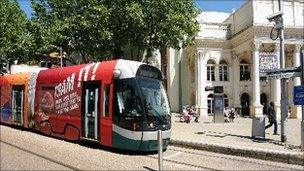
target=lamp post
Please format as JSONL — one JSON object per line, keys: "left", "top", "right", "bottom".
{"left": 267, "top": 0, "right": 287, "bottom": 143}
{"left": 278, "top": 0, "right": 287, "bottom": 143}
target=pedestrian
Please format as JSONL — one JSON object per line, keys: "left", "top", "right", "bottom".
{"left": 181, "top": 106, "right": 191, "bottom": 123}
{"left": 265, "top": 101, "right": 278, "bottom": 135}
{"left": 228, "top": 108, "right": 235, "bottom": 122}
{"left": 224, "top": 107, "right": 230, "bottom": 122}
{"left": 189, "top": 106, "right": 199, "bottom": 123}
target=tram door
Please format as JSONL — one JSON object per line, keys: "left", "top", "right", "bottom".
{"left": 82, "top": 82, "right": 100, "bottom": 140}
{"left": 0, "top": 86, "right": 1, "bottom": 123}
{"left": 12, "top": 86, "right": 24, "bottom": 125}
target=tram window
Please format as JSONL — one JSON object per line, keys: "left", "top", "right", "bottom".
{"left": 40, "top": 87, "right": 55, "bottom": 114}
{"left": 115, "top": 79, "right": 142, "bottom": 117}
{"left": 103, "top": 85, "right": 110, "bottom": 117}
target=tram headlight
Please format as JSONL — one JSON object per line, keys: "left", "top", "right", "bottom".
{"left": 148, "top": 122, "right": 155, "bottom": 128}
{"left": 146, "top": 121, "right": 157, "bottom": 130}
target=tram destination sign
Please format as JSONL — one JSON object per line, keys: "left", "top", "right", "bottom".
{"left": 294, "top": 85, "right": 304, "bottom": 105}
{"left": 266, "top": 67, "right": 302, "bottom": 80}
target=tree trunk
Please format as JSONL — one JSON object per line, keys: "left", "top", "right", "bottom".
{"left": 145, "top": 48, "right": 153, "bottom": 63}
{"left": 160, "top": 46, "right": 168, "bottom": 90}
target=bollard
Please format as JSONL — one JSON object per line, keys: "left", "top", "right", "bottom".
{"left": 158, "top": 130, "right": 163, "bottom": 171}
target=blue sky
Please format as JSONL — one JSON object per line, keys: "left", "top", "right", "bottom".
{"left": 18, "top": 0, "right": 246, "bottom": 17}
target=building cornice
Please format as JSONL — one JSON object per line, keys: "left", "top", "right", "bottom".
{"left": 195, "top": 39, "right": 231, "bottom": 49}
{"left": 192, "top": 24, "right": 303, "bottom": 57}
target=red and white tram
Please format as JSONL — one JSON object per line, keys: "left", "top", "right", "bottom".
{"left": 0, "top": 60, "right": 171, "bottom": 151}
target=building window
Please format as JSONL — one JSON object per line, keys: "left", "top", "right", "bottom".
{"left": 207, "top": 94, "right": 214, "bottom": 115}
{"left": 240, "top": 59, "right": 250, "bottom": 81}
{"left": 224, "top": 94, "right": 229, "bottom": 107}
{"left": 207, "top": 60, "right": 215, "bottom": 81}
{"left": 219, "top": 60, "right": 229, "bottom": 81}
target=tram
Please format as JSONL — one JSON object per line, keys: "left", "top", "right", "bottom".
{"left": 0, "top": 60, "right": 171, "bottom": 151}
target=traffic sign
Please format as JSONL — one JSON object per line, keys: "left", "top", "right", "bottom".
{"left": 294, "top": 85, "right": 304, "bottom": 105}
{"left": 266, "top": 66, "right": 302, "bottom": 80}
{"left": 266, "top": 72, "right": 301, "bottom": 79}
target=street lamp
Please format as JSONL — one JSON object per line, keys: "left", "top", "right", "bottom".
{"left": 47, "top": 45, "right": 63, "bottom": 67}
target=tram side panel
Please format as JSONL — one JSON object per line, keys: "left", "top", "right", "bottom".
{"left": 34, "top": 66, "right": 85, "bottom": 140}
{"left": 0, "top": 81, "right": 12, "bottom": 125}
{"left": 33, "top": 61, "right": 117, "bottom": 142}
{"left": 0, "top": 73, "right": 30, "bottom": 128}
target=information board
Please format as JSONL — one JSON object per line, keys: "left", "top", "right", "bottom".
{"left": 294, "top": 85, "right": 304, "bottom": 105}
{"left": 214, "top": 95, "right": 224, "bottom": 123}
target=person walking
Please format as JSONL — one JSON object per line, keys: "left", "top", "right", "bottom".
{"left": 265, "top": 101, "right": 278, "bottom": 135}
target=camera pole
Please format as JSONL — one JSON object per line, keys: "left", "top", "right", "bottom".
{"left": 278, "top": 0, "right": 287, "bottom": 143}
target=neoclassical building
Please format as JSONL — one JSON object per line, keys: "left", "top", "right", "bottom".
{"left": 166, "top": 0, "right": 303, "bottom": 119}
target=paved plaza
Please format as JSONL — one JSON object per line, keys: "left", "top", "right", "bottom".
{"left": 171, "top": 114, "right": 302, "bottom": 154}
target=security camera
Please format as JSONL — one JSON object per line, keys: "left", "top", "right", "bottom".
{"left": 267, "top": 11, "right": 284, "bottom": 22}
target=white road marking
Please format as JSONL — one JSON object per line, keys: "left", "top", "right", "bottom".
{"left": 164, "top": 151, "right": 182, "bottom": 159}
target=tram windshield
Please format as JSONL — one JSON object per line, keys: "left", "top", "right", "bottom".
{"left": 113, "top": 65, "right": 171, "bottom": 131}
{"left": 115, "top": 78, "right": 170, "bottom": 118}
{"left": 138, "top": 78, "right": 170, "bottom": 117}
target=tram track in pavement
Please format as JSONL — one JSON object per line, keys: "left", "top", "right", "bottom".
{"left": 146, "top": 145, "right": 302, "bottom": 171}
{"left": 1, "top": 139, "right": 301, "bottom": 171}
{"left": 0, "top": 140, "right": 81, "bottom": 171}
{"left": 145, "top": 146, "right": 220, "bottom": 171}
{"left": 1, "top": 125, "right": 302, "bottom": 171}
{"left": 1, "top": 138, "right": 211, "bottom": 171}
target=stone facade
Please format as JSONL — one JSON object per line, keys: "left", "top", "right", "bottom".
{"left": 167, "top": 0, "right": 304, "bottom": 119}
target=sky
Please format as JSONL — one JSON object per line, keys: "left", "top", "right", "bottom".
{"left": 18, "top": 0, "right": 247, "bottom": 18}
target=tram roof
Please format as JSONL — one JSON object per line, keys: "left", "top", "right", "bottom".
{"left": 114, "top": 60, "right": 144, "bottom": 79}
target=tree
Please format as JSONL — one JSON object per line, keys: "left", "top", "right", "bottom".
{"left": 0, "top": 0, "right": 32, "bottom": 71}
{"left": 30, "top": 0, "right": 200, "bottom": 64}
{"left": 31, "top": 0, "right": 113, "bottom": 64}
{"left": 108, "top": 0, "right": 200, "bottom": 61}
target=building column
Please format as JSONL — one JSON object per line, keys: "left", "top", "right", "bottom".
{"left": 271, "top": 43, "right": 281, "bottom": 118}
{"left": 232, "top": 52, "right": 241, "bottom": 108}
{"left": 200, "top": 56, "right": 208, "bottom": 117}
{"left": 195, "top": 52, "right": 200, "bottom": 111}
{"left": 290, "top": 44, "right": 302, "bottom": 118}
{"left": 250, "top": 41, "right": 263, "bottom": 117}
{"left": 196, "top": 52, "right": 208, "bottom": 116}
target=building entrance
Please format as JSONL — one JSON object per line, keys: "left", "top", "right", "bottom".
{"left": 240, "top": 93, "right": 250, "bottom": 116}
{"left": 260, "top": 93, "right": 267, "bottom": 115}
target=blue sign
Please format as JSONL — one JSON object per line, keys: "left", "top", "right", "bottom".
{"left": 294, "top": 86, "right": 304, "bottom": 105}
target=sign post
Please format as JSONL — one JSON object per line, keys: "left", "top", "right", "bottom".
{"left": 158, "top": 130, "right": 163, "bottom": 171}
{"left": 266, "top": 0, "right": 287, "bottom": 143}
{"left": 300, "top": 50, "right": 304, "bottom": 151}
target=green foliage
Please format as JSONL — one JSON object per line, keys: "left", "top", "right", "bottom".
{"left": 107, "top": 0, "right": 200, "bottom": 58}
{"left": 29, "top": 0, "right": 200, "bottom": 63}
{"left": 30, "top": 0, "right": 113, "bottom": 63}
{"left": 0, "top": 0, "right": 32, "bottom": 65}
